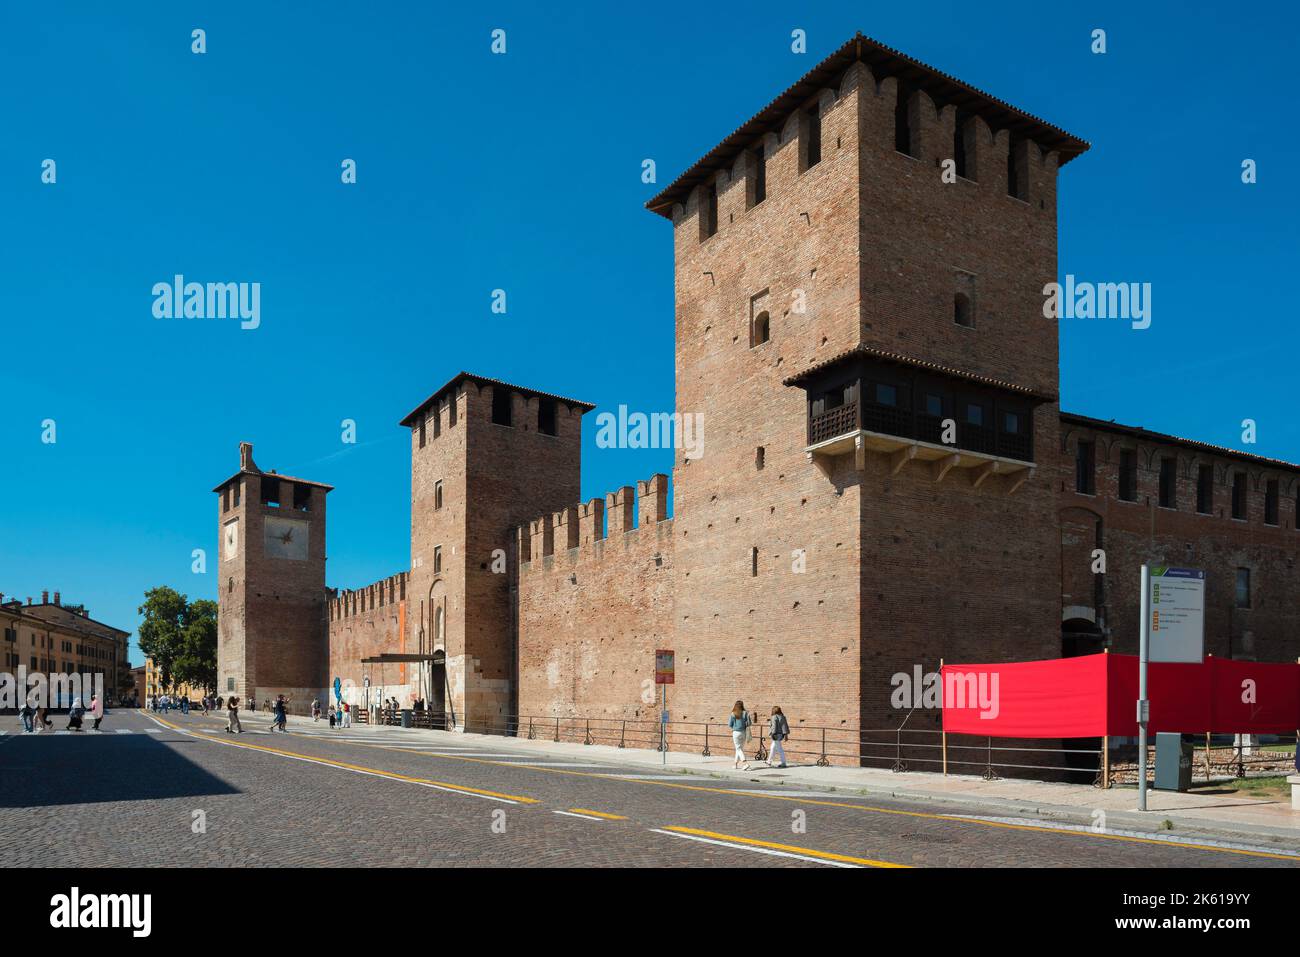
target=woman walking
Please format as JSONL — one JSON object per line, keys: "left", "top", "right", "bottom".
{"left": 728, "top": 700, "right": 752, "bottom": 770}
{"left": 226, "top": 696, "right": 243, "bottom": 734}
{"left": 90, "top": 694, "right": 105, "bottom": 731}
{"left": 766, "top": 706, "right": 790, "bottom": 768}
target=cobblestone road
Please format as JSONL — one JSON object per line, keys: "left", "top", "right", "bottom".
{"left": 2, "top": 709, "right": 1296, "bottom": 868}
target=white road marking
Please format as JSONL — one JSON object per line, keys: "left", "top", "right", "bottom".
{"left": 648, "top": 828, "right": 858, "bottom": 867}
{"left": 553, "top": 810, "right": 606, "bottom": 822}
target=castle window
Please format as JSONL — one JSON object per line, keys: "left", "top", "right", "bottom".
{"left": 1118, "top": 449, "right": 1137, "bottom": 502}
{"left": 1075, "top": 440, "right": 1095, "bottom": 495}
{"left": 751, "top": 311, "right": 770, "bottom": 347}
{"left": 1158, "top": 456, "right": 1176, "bottom": 509}
{"left": 433, "top": 546, "right": 442, "bottom": 574}
{"left": 1235, "top": 567, "right": 1251, "bottom": 608}
{"left": 924, "top": 393, "right": 943, "bottom": 417}
{"left": 894, "top": 83, "right": 913, "bottom": 156}
{"left": 750, "top": 546, "right": 758, "bottom": 577}
{"left": 222, "top": 488, "right": 230, "bottom": 513}
{"left": 418, "top": 417, "right": 426, "bottom": 448}
{"left": 433, "top": 403, "right": 442, "bottom": 438}
{"left": 875, "top": 383, "right": 897, "bottom": 406}
{"left": 965, "top": 402, "right": 984, "bottom": 428}
{"left": 953, "top": 112, "right": 971, "bottom": 179}
{"left": 232, "top": 479, "right": 241, "bottom": 508}
{"left": 756, "top": 447, "right": 765, "bottom": 470}
{"left": 700, "top": 181, "right": 718, "bottom": 240}
{"left": 803, "top": 104, "right": 821, "bottom": 170}
{"left": 260, "top": 478, "right": 280, "bottom": 508}
{"left": 954, "top": 293, "right": 973, "bottom": 328}
{"left": 293, "top": 483, "right": 312, "bottom": 512}
{"left": 749, "top": 145, "right": 767, "bottom": 207}
{"left": 491, "top": 387, "right": 513, "bottom": 427}
{"left": 1231, "top": 471, "right": 1247, "bottom": 519}
{"left": 538, "top": 397, "right": 558, "bottom": 436}
{"left": 1007, "top": 136, "right": 1025, "bottom": 200}
{"left": 448, "top": 395, "right": 457, "bottom": 427}
{"left": 1196, "top": 464, "right": 1213, "bottom": 514}
{"left": 434, "top": 480, "right": 444, "bottom": 510}
{"left": 1265, "top": 478, "right": 1279, "bottom": 525}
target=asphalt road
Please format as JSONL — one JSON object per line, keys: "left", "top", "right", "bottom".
{"left": 2, "top": 708, "right": 1296, "bottom": 868}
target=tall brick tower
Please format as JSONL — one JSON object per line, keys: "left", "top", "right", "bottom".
{"left": 214, "top": 442, "right": 331, "bottom": 706}
{"left": 399, "top": 374, "right": 592, "bottom": 729}
{"left": 646, "top": 34, "right": 1088, "bottom": 730}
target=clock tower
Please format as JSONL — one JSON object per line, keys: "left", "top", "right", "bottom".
{"left": 214, "top": 442, "right": 331, "bottom": 706}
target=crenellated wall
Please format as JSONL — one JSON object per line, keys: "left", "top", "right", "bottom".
{"left": 516, "top": 474, "right": 675, "bottom": 719}
{"left": 327, "top": 572, "right": 408, "bottom": 698}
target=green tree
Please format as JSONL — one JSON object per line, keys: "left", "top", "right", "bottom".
{"left": 137, "top": 588, "right": 217, "bottom": 694}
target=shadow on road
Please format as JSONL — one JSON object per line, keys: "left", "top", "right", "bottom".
{"left": 0, "top": 732, "right": 240, "bottom": 808}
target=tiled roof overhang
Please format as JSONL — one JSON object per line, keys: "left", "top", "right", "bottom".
{"left": 646, "top": 31, "right": 1090, "bottom": 218}
{"left": 399, "top": 372, "right": 596, "bottom": 428}
{"left": 782, "top": 345, "right": 1056, "bottom": 402}
{"left": 1060, "top": 412, "right": 1300, "bottom": 473}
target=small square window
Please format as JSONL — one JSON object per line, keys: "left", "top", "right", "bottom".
{"left": 965, "top": 403, "right": 983, "bottom": 427}
{"left": 875, "top": 383, "right": 897, "bottom": 406}
{"left": 925, "top": 394, "right": 942, "bottom": 417}
{"left": 1002, "top": 412, "right": 1020, "bottom": 435}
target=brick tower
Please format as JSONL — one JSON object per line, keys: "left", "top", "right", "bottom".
{"left": 399, "top": 373, "right": 592, "bottom": 729}
{"left": 214, "top": 442, "right": 331, "bottom": 706}
{"left": 646, "top": 33, "right": 1088, "bottom": 730}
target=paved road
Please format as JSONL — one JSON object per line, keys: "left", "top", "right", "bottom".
{"left": 2, "top": 709, "right": 1297, "bottom": 868}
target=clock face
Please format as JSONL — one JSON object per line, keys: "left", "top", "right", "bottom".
{"left": 223, "top": 519, "right": 239, "bottom": 560}
{"left": 263, "top": 516, "right": 309, "bottom": 561}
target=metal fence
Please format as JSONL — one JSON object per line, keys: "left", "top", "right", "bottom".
{"left": 437, "top": 712, "right": 1106, "bottom": 784}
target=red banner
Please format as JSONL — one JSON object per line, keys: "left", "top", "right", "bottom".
{"left": 942, "top": 654, "right": 1300, "bottom": 738}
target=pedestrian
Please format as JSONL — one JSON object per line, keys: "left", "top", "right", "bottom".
{"left": 248, "top": 696, "right": 256, "bottom": 714}
{"left": 66, "top": 696, "right": 85, "bottom": 732}
{"left": 34, "top": 705, "right": 52, "bottom": 733}
{"left": 311, "top": 698, "right": 320, "bottom": 722}
{"left": 18, "top": 699, "right": 34, "bottom": 733}
{"left": 766, "top": 706, "right": 790, "bottom": 768}
{"left": 269, "top": 695, "right": 287, "bottom": 732}
{"left": 90, "top": 694, "right": 105, "bottom": 731}
{"left": 728, "top": 700, "right": 751, "bottom": 770}
{"left": 181, "top": 695, "right": 190, "bottom": 715}
{"left": 342, "top": 700, "right": 352, "bottom": 728}
{"left": 226, "top": 696, "right": 243, "bottom": 734}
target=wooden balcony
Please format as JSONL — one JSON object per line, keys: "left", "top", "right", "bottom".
{"left": 806, "top": 400, "right": 1035, "bottom": 493}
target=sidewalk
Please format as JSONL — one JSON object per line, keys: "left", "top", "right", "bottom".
{"left": 322, "top": 719, "right": 1300, "bottom": 852}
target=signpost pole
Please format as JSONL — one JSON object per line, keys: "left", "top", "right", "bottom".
{"left": 1138, "top": 563, "right": 1150, "bottom": 812}
{"left": 661, "top": 683, "right": 667, "bottom": 766}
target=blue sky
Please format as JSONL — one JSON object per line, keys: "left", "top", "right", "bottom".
{"left": 1, "top": 1, "right": 1295, "bottom": 661}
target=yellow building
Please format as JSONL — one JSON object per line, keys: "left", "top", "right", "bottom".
{"left": 1, "top": 590, "right": 130, "bottom": 700}
{"left": 143, "top": 657, "right": 209, "bottom": 702}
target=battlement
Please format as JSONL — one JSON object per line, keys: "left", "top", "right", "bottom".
{"left": 328, "top": 571, "right": 409, "bottom": 622}
{"left": 518, "top": 473, "right": 671, "bottom": 566}
{"left": 650, "top": 37, "right": 1083, "bottom": 244}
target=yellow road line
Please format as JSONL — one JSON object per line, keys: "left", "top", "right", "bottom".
{"left": 660, "top": 826, "right": 908, "bottom": 868}
{"left": 148, "top": 715, "right": 537, "bottom": 804}
{"left": 163, "top": 713, "right": 1300, "bottom": 863}
{"left": 567, "top": 808, "right": 628, "bottom": 820}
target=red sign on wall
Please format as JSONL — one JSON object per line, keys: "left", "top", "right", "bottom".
{"left": 655, "top": 650, "right": 675, "bottom": 685}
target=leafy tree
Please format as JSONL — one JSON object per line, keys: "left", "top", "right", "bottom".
{"left": 137, "top": 588, "right": 217, "bottom": 694}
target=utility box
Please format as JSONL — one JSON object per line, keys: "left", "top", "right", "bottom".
{"left": 1154, "top": 732, "right": 1193, "bottom": 792}
{"left": 400, "top": 709, "right": 413, "bottom": 729}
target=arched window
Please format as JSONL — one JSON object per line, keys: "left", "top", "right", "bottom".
{"left": 954, "top": 293, "right": 973, "bottom": 328}
{"left": 751, "top": 311, "right": 770, "bottom": 347}
{"left": 434, "top": 606, "right": 445, "bottom": 647}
